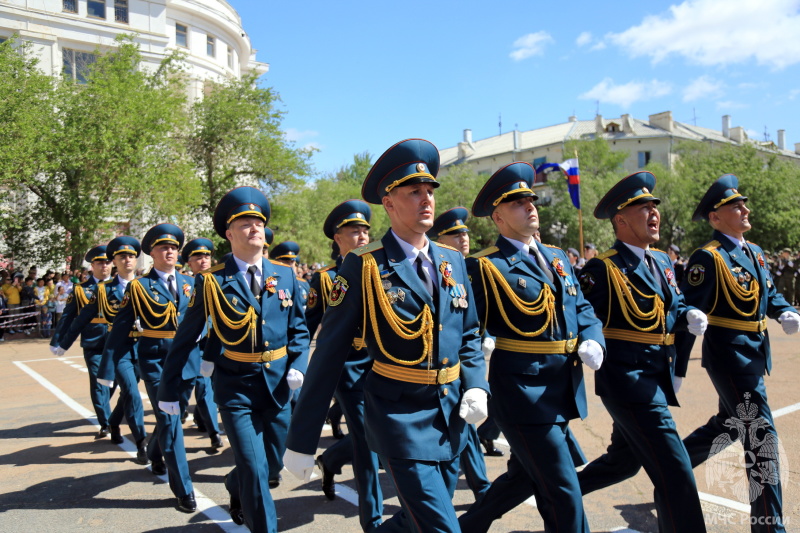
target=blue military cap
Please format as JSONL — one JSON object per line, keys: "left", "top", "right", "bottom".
{"left": 107, "top": 236, "right": 141, "bottom": 258}
{"left": 594, "top": 171, "right": 661, "bottom": 220}
{"left": 362, "top": 139, "right": 440, "bottom": 204}
{"left": 323, "top": 200, "right": 372, "bottom": 239}
{"left": 181, "top": 238, "right": 214, "bottom": 265}
{"left": 85, "top": 245, "right": 109, "bottom": 263}
{"left": 691, "top": 174, "right": 748, "bottom": 222}
{"left": 472, "top": 162, "right": 538, "bottom": 217}
{"left": 427, "top": 207, "right": 470, "bottom": 239}
{"left": 213, "top": 186, "right": 271, "bottom": 239}
{"left": 272, "top": 241, "right": 300, "bottom": 262}
{"left": 264, "top": 227, "right": 274, "bottom": 248}
{"left": 142, "top": 223, "right": 185, "bottom": 255}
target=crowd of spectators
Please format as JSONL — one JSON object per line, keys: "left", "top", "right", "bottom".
{"left": 0, "top": 265, "right": 89, "bottom": 341}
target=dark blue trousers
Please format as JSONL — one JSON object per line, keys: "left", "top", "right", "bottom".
{"left": 85, "top": 347, "right": 124, "bottom": 427}
{"left": 683, "top": 370, "right": 785, "bottom": 533}
{"left": 114, "top": 345, "right": 146, "bottom": 443}
{"left": 193, "top": 375, "right": 220, "bottom": 435}
{"left": 459, "top": 424, "right": 490, "bottom": 500}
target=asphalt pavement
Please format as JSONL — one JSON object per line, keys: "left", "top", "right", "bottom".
{"left": 1, "top": 323, "right": 799, "bottom": 532}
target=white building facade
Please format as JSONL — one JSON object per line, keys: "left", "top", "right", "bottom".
{"left": 0, "top": 0, "right": 267, "bottom": 99}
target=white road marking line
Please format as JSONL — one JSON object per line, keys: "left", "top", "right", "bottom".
{"left": 698, "top": 491, "right": 750, "bottom": 513}
{"left": 13, "top": 360, "right": 245, "bottom": 532}
{"left": 773, "top": 402, "right": 800, "bottom": 418}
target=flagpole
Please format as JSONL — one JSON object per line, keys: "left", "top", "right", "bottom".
{"left": 575, "top": 148, "right": 584, "bottom": 254}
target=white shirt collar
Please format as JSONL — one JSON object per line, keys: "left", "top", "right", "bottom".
{"left": 92, "top": 276, "right": 109, "bottom": 285}
{"left": 391, "top": 229, "right": 432, "bottom": 264}
{"left": 503, "top": 235, "right": 537, "bottom": 255}
{"left": 719, "top": 232, "right": 746, "bottom": 249}
{"left": 621, "top": 241, "right": 650, "bottom": 262}
{"left": 232, "top": 255, "right": 262, "bottom": 276}
{"left": 117, "top": 275, "right": 130, "bottom": 291}
{"left": 152, "top": 267, "right": 176, "bottom": 283}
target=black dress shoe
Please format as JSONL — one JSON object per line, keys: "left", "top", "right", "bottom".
{"left": 480, "top": 438, "right": 504, "bottom": 457}
{"left": 109, "top": 426, "right": 123, "bottom": 444}
{"left": 95, "top": 425, "right": 109, "bottom": 439}
{"left": 135, "top": 440, "right": 150, "bottom": 465}
{"left": 229, "top": 496, "right": 244, "bottom": 525}
{"left": 152, "top": 460, "right": 167, "bottom": 476}
{"left": 316, "top": 455, "right": 336, "bottom": 500}
{"left": 268, "top": 474, "right": 281, "bottom": 489}
{"left": 210, "top": 433, "right": 224, "bottom": 449}
{"left": 328, "top": 418, "right": 345, "bottom": 440}
{"left": 177, "top": 492, "right": 197, "bottom": 513}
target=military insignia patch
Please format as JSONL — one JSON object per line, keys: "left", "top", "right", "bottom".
{"left": 66, "top": 294, "right": 74, "bottom": 304}
{"left": 89, "top": 295, "right": 97, "bottom": 304}
{"left": 183, "top": 283, "right": 191, "bottom": 298}
{"left": 329, "top": 275, "right": 349, "bottom": 306}
{"left": 551, "top": 258, "right": 567, "bottom": 277}
{"left": 687, "top": 264, "right": 705, "bottom": 286}
{"left": 121, "top": 294, "right": 130, "bottom": 307}
{"left": 265, "top": 277, "right": 277, "bottom": 294}
{"left": 579, "top": 272, "right": 595, "bottom": 293}
{"left": 439, "top": 261, "right": 456, "bottom": 287}
{"left": 188, "top": 289, "right": 196, "bottom": 307}
{"left": 307, "top": 288, "right": 318, "bottom": 308}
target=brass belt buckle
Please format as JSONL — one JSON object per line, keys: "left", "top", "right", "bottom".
{"left": 565, "top": 338, "right": 577, "bottom": 353}
{"left": 261, "top": 350, "right": 272, "bottom": 363}
{"left": 437, "top": 367, "right": 449, "bottom": 385}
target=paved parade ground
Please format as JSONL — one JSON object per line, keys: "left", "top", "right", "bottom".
{"left": 1, "top": 324, "right": 798, "bottom": 532}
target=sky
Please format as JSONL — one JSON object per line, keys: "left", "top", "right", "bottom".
{"left": 228, "top": 0, "right": 800, "bottom": 177}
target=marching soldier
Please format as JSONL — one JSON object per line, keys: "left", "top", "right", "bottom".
{"left": 461, "top": 161, "right": 604, "bottom": 532}
{"left": 678, "top": 174, "right": 800, "bottom": 533}
{"left": 104, "top": 224, "right": 197, "bottom": 513}
{"left": 310, "top": 199, "right": 389, "bottom": 531}
{"left": 163, "top": 187, "right": 309, "bottom": 532}
{"left": 56, "top": 237, "right": 147, "bottom": 460}
{"left": 51, "top": 246, "right": 122, "bottom": 440}
{"left": 160, "top": 238, "right": 223, "bottom": 450}
{"left": 428, "top": 207, "right": 491, "bottom": 501}
{"left": 284, "top": 138, "right": 489, "bottom": 532}
{"left": 272, "top": 241, "right": 310, "bottom": 307}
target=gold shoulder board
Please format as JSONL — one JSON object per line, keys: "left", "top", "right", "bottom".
{"left": 597, "top": 249, "right": 618, "bottom": 260}
{"left": 468, "top": 246, "right": 499, "bottom": 259}
{"left": 435, "top": 242, "right": 458, "bottom": 252}
{"left": 702, "top": 240, "right": 721, "bottom": 252}
{"left": 354, "top": 241, "right": 384, "bottom": 256}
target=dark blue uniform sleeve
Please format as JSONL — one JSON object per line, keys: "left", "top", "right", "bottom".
{"left": 59, "top": 297, "right": 99, "bottom": 351}
{"left": 304, "top": 271, "right": 325, "bottom": 337}
{"left": 51, "top": 291, "right": 80, "bottom": 348}
{"left": 286, "top": 274, "right": 310, "bottom": 374}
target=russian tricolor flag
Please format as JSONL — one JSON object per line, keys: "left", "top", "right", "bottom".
{"left": 559, "top": 158, "right": 581, "bottom": 209}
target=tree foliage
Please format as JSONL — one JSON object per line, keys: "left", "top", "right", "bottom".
{"left": 674, "top": 141, "right": 800, "bottom": 252}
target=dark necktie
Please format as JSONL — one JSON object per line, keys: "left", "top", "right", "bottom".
{"left": 529, "top": 244, "right": 554, "bottom": 283}
{"left": 645, "top": 252, "right": 663, "bottom": 289}
{"left": 167, "top": 274, "right": 178, "bottom": 301}
{"left": 742, "top": 244, "right": 755, "bottom": 264}
{"left": 415, "top": 253, "right": 435, "bottom": 297}
{"left": 248, "top": 265, "right": 261, "bottom": 299}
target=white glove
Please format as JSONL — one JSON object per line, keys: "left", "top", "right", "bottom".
{"left": 200, "top": 361, "right": 215, "bottom": 378}
{"left": 158, "top": 401, "right": 180, "bottom": 416}
{"left": 779, "top": 311, "right": 800, "bottom": 335}
{"left": 287, "top": 368, "right": 304, "bottom": 390}
{"left": 481, "top": 337, "right": 495, "bottom": 358}
{"left": 577, "top": 339, "right": 603, "bottom": 370}
{"left": 283, "top": 449, "right": 315, "bottom": 482}
{"left": 686, "top": 309, "right": 708, "bottom": 336}
{"left": 98, "top": 378, "right": 114, "bottom": 388}
{"left": 459, "top": 388, "right": 488, "bottom": 425}
{"left": 673, "top": 376, "right": 683, "bottom": 394}
{"left": 51, "top": 346, "right": 66, "bottom": 356}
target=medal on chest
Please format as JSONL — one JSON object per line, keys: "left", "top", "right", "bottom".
{"left": 278, "top": 289, "right": 293, "bottom": 307}
{"left": 439, "top": 261, "right": 456, "bottom": 287}
{"left": 449, "top": 283, "right": 468, "bottom": 308}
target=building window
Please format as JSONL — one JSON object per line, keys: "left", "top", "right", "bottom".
{"left": 114, "top": 0, "right": 128, "bottom": 23}
{"left": 63, "top": 48, "right": 97, "bottom": 84}
{"left": 63, "top": 0, "right": 77, "bottom": 13}
{"left": 638, "top": 151, "right": 651, "bottom": 168}
{"left": 227, "top": 46, "right": 234, "bottom": 68}
{"left": 206, "top": 35, "right": 215, "bottom": 57}
{"left": 176, "top": 24, "right": 188, "bottom": 48}
{"left": 87, "top": 0, "right": 106, "bottom": 19}
{"left": 606, "top": 123, "right": 620, "bottom": 133}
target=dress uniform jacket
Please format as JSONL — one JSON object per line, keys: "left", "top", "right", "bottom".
{"left": 162, "top": 256, "right": 309, "bottom": 411}
{"left": 51, "top": 279, "right": 107, "bottom": 350}
{"left": 58, "top": 276, "right": 136, "bottom": 382}
{"left": 104, "top": 269, "right": 193, "bottom": 379}
{"left": 675, "top": 230, "right": 795, "bottom": 377}
{"left": 580, "top": 241, "right": 690, "bottom": 406}
{"left": 306, "top": 256, "right": 372, "bottom": 393}
{"left": 287, "top": 231, "right": 489, "bottom": 463}
{"left": 466, "top": 235, "right": 604, "bottom": 425}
